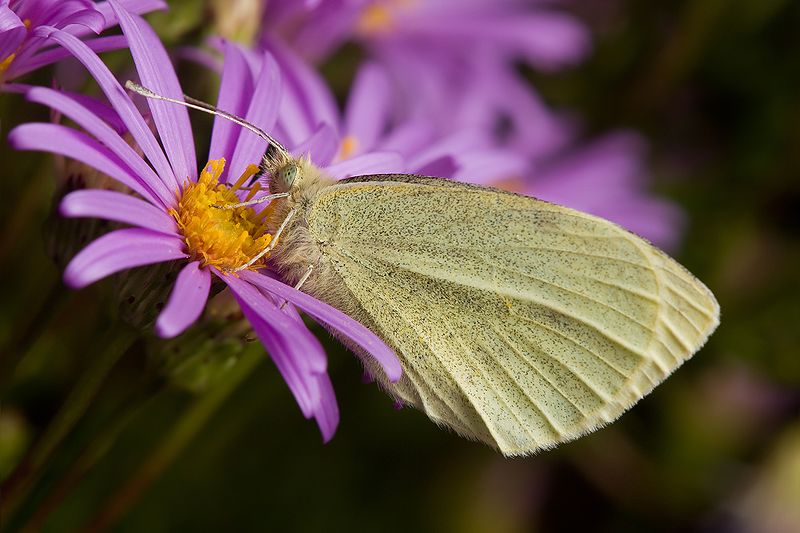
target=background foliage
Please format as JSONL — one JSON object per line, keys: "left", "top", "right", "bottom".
{"left": 1, "top": 0, "right": 799, "bottom": 531}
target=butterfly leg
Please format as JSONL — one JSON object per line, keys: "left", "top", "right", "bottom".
{"left": 232, "top": 207, "right": 297, "bottom": 272}
{"left": 279, "top": 264, "right": 314, "bottom": 310}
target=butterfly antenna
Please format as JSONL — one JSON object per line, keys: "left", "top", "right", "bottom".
{"left": 124, "top": 80, "right": 290, "bottom": 158}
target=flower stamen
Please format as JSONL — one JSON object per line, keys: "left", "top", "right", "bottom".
{"left": 231, "top": 163, "right": 260, "bottom": 191}
{"left": 245, "top": 182, "right": 262, "bottom": 202}
{"left": 0, "top": 53, "right": 16, "bottom": 75}
{"left": 171, "top": 158, "right": 273, "bottom": 272}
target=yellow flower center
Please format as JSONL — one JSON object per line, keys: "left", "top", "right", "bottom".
{"left": 172, "top": 159, "right": 273, "bottom": 272}
{"left": 338, "top": 135, "right": 359, "bottom": 160}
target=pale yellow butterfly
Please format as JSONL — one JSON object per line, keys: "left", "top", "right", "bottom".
{"left": 128, "top": 82, "right": 720, "bottom": 456}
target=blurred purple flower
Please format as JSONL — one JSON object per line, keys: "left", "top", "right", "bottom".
{"left": 0, "top": 0, "right": 164, "bottom": 86}
{"left": 216, "top": 36, "right": 523, "bottom": 182}
{"left": 390, "top": 52, "right": 686, "bottom": 248}
{"left": 256, "top": 1, "right": 682, "bottom": 248}
{"left": 502, "top": 132, "right": 685, "bottom": 251}
{"left": 253, "top": 36, "right": 684, "bottom": 249}
{"left": 261, "top": 0, "right": 590, "bottom": 70}
{"left": 258, "top": 0, "right": 586, "bottom": 151}
{"left": 8, "top": 0, "right": 401, "bottom": 441}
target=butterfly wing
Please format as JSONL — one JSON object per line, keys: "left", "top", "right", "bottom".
{"left": 304, "top": 175, "right": 719, "bottom": 456}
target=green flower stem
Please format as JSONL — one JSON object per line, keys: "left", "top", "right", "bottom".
{"left": 19, "top": 388, "right": 162, "bottom": 533}
{"left": 1, "top": 325, "right": 138, "bottom": 527}
{"left": 83, "top": 348, "right": 262, "bottom": 532}
{"left": 0, "top": 281, "right": 65, "bottom": 393}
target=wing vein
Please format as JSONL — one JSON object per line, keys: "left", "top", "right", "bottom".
{"left": 357, "top": 249, "right": 654, "bottom": 361}
{"left": 491, "top": 324, "right": 597, "bottom": 416}
{"left": 461, "top": 333, "right": 552, "bottom": 444}
{"left": 334, "top": 247, "right": 490, "bottom": 437}
{"left": 666, "top": 285, "right": 717, "bottom": 321}
{"left": 489, "top": 259, "right": 658, "bottom": 333}
{"left": 513, "top": 326, "right": 615, "bottom": 404}
{"left": 551, "top": 267, "right": 660, "bottom": 304}
{"left": 352, "top": 239, "right": 651, "bottom": 268}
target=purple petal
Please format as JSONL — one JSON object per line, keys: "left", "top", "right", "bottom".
{"left": 407, "top": 129, "right": 489, "bottom": 172}
{"left": 60, "top": 189, "right": 177, "bottom": 235}
{"left": 285, "top": 2, "right": 357, "bottom": 61}
{"left": 237, "top": 292, "right": 339, "bottom": 440}
{"left": 56, "top": 9, "right": 105, "bottom": 34}
{"left": 597, "top": 197, "right": 685, "bottom": 252}
{"left": 11, "top": 35, "right": 129, "bottom": 79}
{"left": 0, "top": 6, "right": 26, "bottom": 62}
{"left": 291, "top": 123, "right": 338, "bottom": 167}
{"left": 16, "top": 0, "right": 94, "bottom": 28}
{"left": 25, "top": 86, "right": 173, "bottom": 207}
{"left": 8, "top": 123, "right": 161, "bottom": 205}
{"left": 454, "top": 150, "right": 529, "bottom": 185}
{"left": 344, "top": 62, "right": 391, "bottom": 154}
{"left": 475, "top": 62, "right": 574, "bottom": 157}
{"left": 92, "top": 0, "right": 167, "bottom": 33}
{"left": 42, "top": 88, "right": 127, "bottom": 133}
{"left": 37, "top": 28, "right": 178, "bottom": 199}
{"left": 311, "top": 373, "right": 339, "bottom": 443}
{"left": 11, "top": 0, "right": 87, "bottom": 29}
{"left": 414, "top": 155, "right": 458, "bottom": 178}
{"left": 404, "top": 11, "right": 590, "bottom": 70}
{"left": 534, "top": 132, "right": 646, "bottom": 194}
{"left": 208, "top": 41, "right": 253, "bottom": 165}
{"left": 377, "top": 119, "right": 436, "bottom": 159}
{"left": 64, "top": 228, "right": 187, "bottom": 288}
{"left": 239, "top": 270, "right": 402, "bottom": 382}
{"left": 267, "top": 36, "right": 340, "bottom": 146}
{"left": 528, "top": 132, "right": 685, "bottom": 249}
{"left": 175, "top": 45, "right": 221, "bottom": 75}
{"left": 231, "top": 286, "right": 339, "bottom": 441}
{"left": 228, "top": 51, "right": 281, "bottom": 183}
{"left": 224, "top": 273, "right": 328, "bottom": 415}
{"left": 325, "top": 152, "right": 405, "bottom": 180}
{"left": 155, "top": 261, "right": 211, "bottom": 337}
{"left": 109, "top": 0, "right": 196, "bottom": 185}
{"left": 502, "top": 12, "right": 591, "bottom": 70}
{"left": 0, "top": 82, "right": 31, "bottom": 94}
{"left": 223, "top": 273, "right": 326, "bottom": 375}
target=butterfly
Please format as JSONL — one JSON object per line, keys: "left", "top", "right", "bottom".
{"left": 129, "top": 81, "right": 720, "bottom": 456}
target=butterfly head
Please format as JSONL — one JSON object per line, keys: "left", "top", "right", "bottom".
{"left": 258, "top": 142, "right": 297, "bottom": 193}
{"left": 262, "top": 145, "right": 326, "bottom": 197}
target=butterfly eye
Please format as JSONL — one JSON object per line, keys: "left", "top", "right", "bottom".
{"left": 277, "top": 165, "right": 298, "bottom": 190}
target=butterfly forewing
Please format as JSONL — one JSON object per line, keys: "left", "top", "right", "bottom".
{"left": 302, "top": 175, "right": 719, "bottom": 455}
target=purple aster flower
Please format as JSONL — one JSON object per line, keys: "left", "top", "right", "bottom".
{"left": 0, "top": 0, "right": 164, "bottom": 86}
{"left": 8, "top": 0, "right": 401, "bottom": 441}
